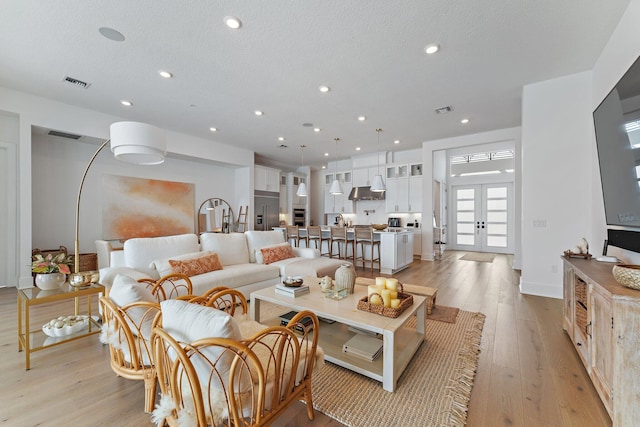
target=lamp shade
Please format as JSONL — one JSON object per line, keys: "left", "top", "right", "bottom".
{"left": 329, "top": 178, "right": 343, "bottom": 195}
{"left": 110, "top": 121, "right": 166, "bottom": 165}
{"left": 296, "top": 181, "right": 308, "bottom": 197}
{"left": 370, "top": 174, "right": 386, "bottom": 192}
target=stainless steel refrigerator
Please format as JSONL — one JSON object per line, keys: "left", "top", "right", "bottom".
{"left": 254, "top": 190, "right": 280, "bottom": 231}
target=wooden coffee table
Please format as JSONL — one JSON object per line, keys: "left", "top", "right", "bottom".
{"left": 251, "top": 277, "right": 425, "bottom": 392}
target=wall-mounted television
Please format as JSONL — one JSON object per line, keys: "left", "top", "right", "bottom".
{"left": 593, "top": 55, "right": 640, "bottom": 232}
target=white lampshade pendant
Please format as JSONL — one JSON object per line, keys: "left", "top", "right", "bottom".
{"left": 110, "top": 121, "right": 166, "bottom": 165}
{"left": 370, "top": 174, "right": 386, "bottom": 192}
{"left": 296, "top": 181, "right": 308, "bottom": 197}
{"left": 329, "top": 178, "right": 343, "bottom": 195}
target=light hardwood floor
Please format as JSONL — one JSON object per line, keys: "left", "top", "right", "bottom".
{"left": 0, "top": 251, "right": 611, "bottom": 426}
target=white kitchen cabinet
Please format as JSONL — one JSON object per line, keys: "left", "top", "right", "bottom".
{"left": 255, "top": 165, "right": 280, "bottom": 192}
{"left": 385, "top": 177, "right": 409, "bottom": 212}
{"left": 385, "top": 163, "right": 422, "bottom": 213}
{"left": 324, "top": 171, "right": 353, "bottom": 214}
{"left": 352, "top": 167, "right": 382, "bottom": 187}
{"left": 379, "top": 231, "right": 414, "bottom": 274}
{"left": 408, "top": 176, "right": 422, "bottom": 212}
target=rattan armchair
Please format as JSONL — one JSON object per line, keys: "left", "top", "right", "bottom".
{"left": 151, "top": 289, "right": 320, "bottom": 426}
{"left": 99, "top": 273, "right": 193, "bottom": 413}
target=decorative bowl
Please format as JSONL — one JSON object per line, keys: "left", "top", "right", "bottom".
{"left": 69, "top": 270, "right": 100, "bottom": 287}
{"left": 283, "top": 276, "right": 304, "bottom": 287}
{"left": 612, "top": 264, "right": 640, "bottom": 290}
{"left": 371, "top": 224, "right": 388, "bottom": 231}
{"left": 42, "top": 315, "right": 88, "bottom": 337}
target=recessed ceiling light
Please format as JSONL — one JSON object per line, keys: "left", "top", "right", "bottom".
{"left": 358, "top": 116, "right": 366, "bottom": 121}
{"left": 425, "top": 44, "right": 440, "bottom": 54}
{"left": 209, "top": 127, "right": 218, "bottom": 132}
{"left": 120, "top": 100, "right": 132, "bottom": 107}
{"left": 319, "top": 85, "right": 330, "bottom": 93}
{"left": 461, "top": 118, "right": 470, "bottom": 124}
{"left": 254, "top": 110, "right": 264, "bottom": 116}
{"left": 314, "top": 128, "right": 321, "bottom": 132}
{"left": 324, "top": 152, "right": 329, "bottom": 156}
{"left": 158, "top": 70, "right": 173, "bottom": 79}
{"left": 322, "top": 165, "right": 326, "bottom": 169}
{"left": 224, "top": 16, "right": 242, "bottom": 29}
{"left": 356, "top": 147, "right": 361, "bottom": 151}
{"left": 278, "top": 136, "right": 285, "bottom": 141}
{"left": 98, "top": 27, "right": 125, "bottom": 42}
{"left": 394, "top": 140, "right": 400, "bottom": 144}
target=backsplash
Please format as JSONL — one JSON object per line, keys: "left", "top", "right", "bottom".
{"left": 323, "top": 199, "right": 422, "bottom": 227}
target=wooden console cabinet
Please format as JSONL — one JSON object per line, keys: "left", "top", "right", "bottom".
{"left": 563, "top": 258, "right": 640, "bottom": 426}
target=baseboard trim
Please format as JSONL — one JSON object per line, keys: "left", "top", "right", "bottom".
{"left": 519, "top": 278, "right": 562, "bottom": 299}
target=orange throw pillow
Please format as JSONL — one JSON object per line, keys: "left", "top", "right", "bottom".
{"left": 169, "top": 253, "right": 223, "bottom": 277}
{"left": 260, "top": 244, "right": 295, "bottom": 265}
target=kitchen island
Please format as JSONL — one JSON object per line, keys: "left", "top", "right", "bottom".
{"left": 273, "top": 227, "right": 413, "bottom": 274}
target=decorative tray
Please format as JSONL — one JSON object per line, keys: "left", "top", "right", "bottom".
{"left": 357, "top": 283, "right": 413, "bottom": 318}
{"left": 282, "top": 276, "right": 304, "bottom": 287}
{"left": 563, "top": 250, "right": 592, "bottom": 259}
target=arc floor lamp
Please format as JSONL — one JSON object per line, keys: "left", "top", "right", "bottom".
{"left": 70, "top": 121, "right": 166, "bottom": 285}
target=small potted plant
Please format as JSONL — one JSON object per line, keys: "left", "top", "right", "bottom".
{"left": 32, "top": 253, "right": 73, "bottom": 290}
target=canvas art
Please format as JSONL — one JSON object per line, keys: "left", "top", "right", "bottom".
{"left": 102, "top": 175, "right": 195, "bottom": 240}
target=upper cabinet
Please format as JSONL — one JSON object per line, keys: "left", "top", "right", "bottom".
{"left": 255, "top": 165, "right": 281, "bottom": 192}
{"left": 386, "top": 163, "right": 422, "bottom": 213}
{"left": 324, "top": 170, "right": 353, "bottom": 214}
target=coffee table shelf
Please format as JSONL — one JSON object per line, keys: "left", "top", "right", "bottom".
{"left": 251, "top": 278, "right": 425, "bottom": 391}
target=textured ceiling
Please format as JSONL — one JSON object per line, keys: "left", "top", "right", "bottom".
{"left": 0, "top": 1, "right": 631, "bottom": 169}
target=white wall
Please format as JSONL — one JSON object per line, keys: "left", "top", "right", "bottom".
{"left": 0, "top": 86, "right": 256, "bottom": 287}
{"left": 520, "top": 71, "right": 594, "bottom": 298}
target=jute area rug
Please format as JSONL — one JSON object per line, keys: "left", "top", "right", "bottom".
{"left": 459, "top": 252, "right": 496, "bottom": 263}
{"left": 255, "top": 301, "right": 485, "bottom": 427}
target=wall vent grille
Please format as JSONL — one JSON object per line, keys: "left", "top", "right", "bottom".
{"left": 48, "top": 130, "right": 82, "bottom": 140}
{"left": 62, "top": 76, "right": 91, "bottom": 89}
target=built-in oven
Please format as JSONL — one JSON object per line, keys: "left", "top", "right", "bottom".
{"left": 293, "top": 208, "right": 306, "bottom": 226}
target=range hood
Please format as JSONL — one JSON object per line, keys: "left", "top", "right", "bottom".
{"left": 348, "top": 186, "right": 385, "bottom": 201}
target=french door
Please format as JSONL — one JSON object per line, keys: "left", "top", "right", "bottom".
{"left": 451, "top": 183, "right": 513, "bottom": 254}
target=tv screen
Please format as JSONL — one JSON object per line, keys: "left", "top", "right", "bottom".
{"left": 593, "top": 55, "right": 640, "bottom": 229}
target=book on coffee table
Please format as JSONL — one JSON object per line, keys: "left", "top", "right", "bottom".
{"left": 275, "top": 284, "right": 310, "bottom": 297}
{"left": 342, "top": 334, "right": 383, "bottom": 361}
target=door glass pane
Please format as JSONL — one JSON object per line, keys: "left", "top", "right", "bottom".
{"left": 457, "top": 235, "right": 475, "bottom": 245}
{"left": 457, "top": 189, "right": 475, "bottom": 199}
{"left": 488, "top": 224, "right": 507, "bottom": 235}
{"left": 487, "top": 235, "right": 507, "bottom": 247}
{"left": 487, "top": 199, "right": 507, "bottom": 210}
{"left": 487, "top": 187, "right": 507, "bottom": 198}
{"left": 458, "top": 223, "right": 475, "bottom": 234}
{"left": 487, "top": 211, "right": 507, "bottom": 222}
{"left": 457, "top": 212, "right": 475, "bottom": 222}
{"left": 457, "top": 200, "right": 475, "bottom": 211}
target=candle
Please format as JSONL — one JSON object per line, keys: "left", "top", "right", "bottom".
{"left": 368, "top": 285, "right": 379, "bottom": 297}
{"left": 389, "top": 291, "right": 398, "bottom": 299}
{"left": 369, "top": 293, "right": 383, "bottom": 305}
{"left": 385, "top": 278, "right": 398, "bottom": 291}
{"left": 375, "top": 277, "right": 386, "bottom": 287}
{"left": 381, "top": 289, "right": 392, "bottom": 308}
{"left": 390, "top": 298, "right": 401, "bottom": 309}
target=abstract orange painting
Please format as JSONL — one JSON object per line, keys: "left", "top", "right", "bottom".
{"left": 102, "top": 175, "right": 195, "bottom": 240}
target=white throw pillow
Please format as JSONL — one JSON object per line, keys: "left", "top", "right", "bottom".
{"left": 160, "top": 299, "right": 246, "bottom": 392}
{"left": 151, "top": 251, "right": 212, "bottom": 277}
{"left": 108, "top": 274, "right": 157, "bottom": 337}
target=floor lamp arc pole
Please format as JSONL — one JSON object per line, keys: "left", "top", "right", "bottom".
{"left": 74, "top": 139, "right": 110, "bottom": 274}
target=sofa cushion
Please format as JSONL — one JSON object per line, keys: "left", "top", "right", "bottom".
{"left": 259, "top": 243, "right": 296, "bottom": 265}
{"left": 187, "top": 263, "right": 280, "bottom": 296}
{"left": 151, "top": 251, "right": 213, "bottom": 277}
{"left": 245, "top": 230, "right": 285, "bottom": 263}
{"left": 124, "top": 234, "right": 200, "bottom": 279}
{"left": 200, "top": 233, "right": 250, "bottom": 266}
{"left": 169, "top": 253, "right": 223, "bottom": 277}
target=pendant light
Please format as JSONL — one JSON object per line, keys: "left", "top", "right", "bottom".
{"left": 370, "top": 128, "right": 386, "bottom": 192}
{"left": 329, "top": 137, "right": 343, "bottom": 195}
{"left": 296, "top": 144, "right": 308, "bottom": 197}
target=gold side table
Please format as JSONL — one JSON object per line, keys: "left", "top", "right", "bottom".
{"left": 17, "top": 283, "right": 104, "bottom": 370}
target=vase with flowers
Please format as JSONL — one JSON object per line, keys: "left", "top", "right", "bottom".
{"left": 32, "top": 253, "right": 73, "bottom": 290}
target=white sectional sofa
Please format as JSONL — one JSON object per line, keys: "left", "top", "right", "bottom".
{"left": 98, "top": 230, "right": 350, "bottom": 298}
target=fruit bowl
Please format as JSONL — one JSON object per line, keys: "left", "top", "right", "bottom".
{"left": 42, "top": 315, "right": 88, "bottom": 337}
{"left": 371, "top": 224, "right": 388, "bottom": 231}
{"left": 283, "top": 276, "right": 304, "bottom": 287}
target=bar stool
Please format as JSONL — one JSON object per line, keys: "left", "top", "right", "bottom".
{"left": 286, "top": 225, "right": 306, "bottom": 247}
{"left": 330, "top": 226, "right": 354, "bottom": 262}
{"left": 307, "top": 226, "right": 329, "bottom": 256}
{"left": 354, "top": 227, "right": 380, "bottom": 272}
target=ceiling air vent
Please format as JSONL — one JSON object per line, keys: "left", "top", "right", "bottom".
{"left": 435, "top": 106, "right": 453, "bottom": 114}
{"left": 62, "top": 76, "right": 91, "bottom": 89}
{"left": 48, "top": 130, "right": 82, "bottom": 140}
